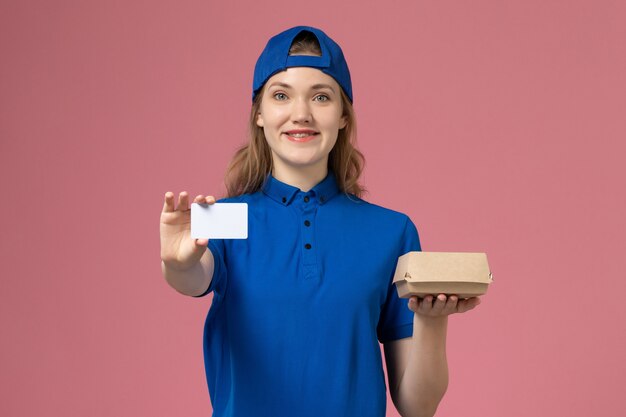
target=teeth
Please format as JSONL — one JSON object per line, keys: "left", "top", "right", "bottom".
{"left": 288, "top": 133, "right": 315, "bottom": 138}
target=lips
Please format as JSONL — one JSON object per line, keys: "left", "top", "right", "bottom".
{"left": 283, "top": 129, "right": 319, "bottom": 142}
{"left": 285, "top": 129, "right": 319, "bottom": 136}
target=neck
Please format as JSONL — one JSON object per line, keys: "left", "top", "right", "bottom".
{"left": 271, "top": 159, "right": 328, "bottom": 192}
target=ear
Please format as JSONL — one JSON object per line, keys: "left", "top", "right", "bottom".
{"left": 339, "top": 114, "right": 348, "bottom": 130}
{"left": 256, "top": 112, "right": 264, "bottom": 127}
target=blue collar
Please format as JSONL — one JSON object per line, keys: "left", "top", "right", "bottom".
{"left": 262, "top": 171, "right": 340, "bottom": 206}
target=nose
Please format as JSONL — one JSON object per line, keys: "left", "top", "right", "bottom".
{"left": 290, "top": 97, "right": 312, "bottom": 124}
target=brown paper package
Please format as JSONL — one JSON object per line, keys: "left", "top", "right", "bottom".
{"left": 393, "top": 252, "right": 493, "bottom": 299}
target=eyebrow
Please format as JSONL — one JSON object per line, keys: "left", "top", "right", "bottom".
{"left": 267, "top": 82, "right": 336, "bottom": 94}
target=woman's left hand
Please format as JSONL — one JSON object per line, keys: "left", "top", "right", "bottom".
{"left": 408, "top": 294, "right": 481, "bottom": 317}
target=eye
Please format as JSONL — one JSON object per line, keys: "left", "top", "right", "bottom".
{"left": 314, "top": 94, "right": 330, "bottom": 102}
{"left": 273, "top": 92, "right": 288, "bottom": 101}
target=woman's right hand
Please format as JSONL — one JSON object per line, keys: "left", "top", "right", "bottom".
{"left": 160, "top": 191, "right": 216, "bottom": 271}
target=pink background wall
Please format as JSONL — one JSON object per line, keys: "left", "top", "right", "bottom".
{"left": 1, "top": 1, "right": 624, "bottom": 416}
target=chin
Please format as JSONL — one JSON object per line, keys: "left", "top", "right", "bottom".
{"left": 283, "top": 152, "right": 323, "bottom": 164}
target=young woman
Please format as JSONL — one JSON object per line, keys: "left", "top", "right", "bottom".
{"left": 160, "top": 26, "right": 480, "bottom": 417}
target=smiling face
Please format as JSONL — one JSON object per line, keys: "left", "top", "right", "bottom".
{"left": 256, "top": 67, "right": 348, "bottom": 179}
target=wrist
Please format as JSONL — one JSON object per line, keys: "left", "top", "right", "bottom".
{"left": 413, "top": 314, "right": 448, "bottom": 330}
{"left": 161, "top": 257, "right": 199, "bottom": 273}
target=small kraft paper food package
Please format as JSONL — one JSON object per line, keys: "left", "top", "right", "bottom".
{"left": 393, "top": 252, "right": 493, "bottom": 299}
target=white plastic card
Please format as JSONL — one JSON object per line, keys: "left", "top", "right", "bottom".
{"left": 191, "top": 203, "right": 248, "bottom": 239}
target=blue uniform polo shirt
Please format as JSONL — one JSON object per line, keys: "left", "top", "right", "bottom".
{"left": 195, "top": 170, "right": 421, "bottom": 417}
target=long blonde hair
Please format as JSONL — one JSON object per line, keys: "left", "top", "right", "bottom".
{"left": 224, "top": 31, "right": 367, "bottom": 199}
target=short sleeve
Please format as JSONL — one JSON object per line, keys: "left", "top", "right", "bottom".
{"left": 377, "top": 216, "right": 422, "bottom": 343}
{"left": 192, "top": 238, "right": 228, "bottom": 298}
